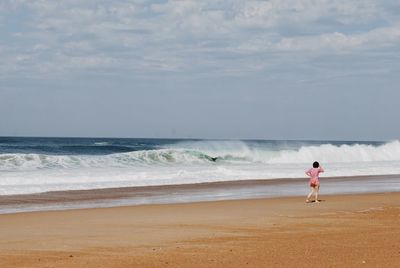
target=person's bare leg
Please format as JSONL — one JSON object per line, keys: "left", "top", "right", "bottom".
{"left": 306, "top": 187, "right": 314, "bottom": 202}
{"left": 315, "top": 185, "right": 320, "bottom": 203}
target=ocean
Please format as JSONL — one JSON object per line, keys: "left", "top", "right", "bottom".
{"left": 1, "top": 137, "right": 400, "bottom": 197}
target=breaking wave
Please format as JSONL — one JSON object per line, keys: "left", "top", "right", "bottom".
{"left": 1, "top": 138, "right": 400, "bottom": 195}
{"left": 1, "top": 140, "right": 400, "bottom": 172}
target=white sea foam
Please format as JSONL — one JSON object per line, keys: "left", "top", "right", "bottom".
{"left": 93, "top": 142, "right": 110, "bottom": 146}
{"left": 1, "top": 140, "right": 400, "bottom": 195}
{"left": 268, "top": 141, "right": 400, "bottom": 163}
{"left": 171, "top": 140, "right": 400, "bottom": 164}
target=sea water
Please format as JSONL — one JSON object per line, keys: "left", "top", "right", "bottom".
{"left": 1, "top": 137, "right": 400, "bottom": 196}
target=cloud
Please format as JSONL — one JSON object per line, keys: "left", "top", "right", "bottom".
{"left": 0, "top": 0, "right": 400, "bottom": 79}
{"left": 267, "top": 25, "right": 400, "bottom": 52}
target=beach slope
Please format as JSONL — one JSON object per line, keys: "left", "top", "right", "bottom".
{"left": 0, "top": 192, "right": 399, "bottom": 267}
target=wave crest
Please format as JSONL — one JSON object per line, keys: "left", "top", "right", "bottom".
{"left": 0, "top": 149, "right": 220, "bottom": 171}
{"left": 1, "top": 140, "right": 400, "bottom": 172}
{"left": 268, "top": 140, "right": 400, "bottom": 164}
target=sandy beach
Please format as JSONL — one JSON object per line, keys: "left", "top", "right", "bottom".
{"left": 0, "top": 192, "right": 399, "bottom": 267}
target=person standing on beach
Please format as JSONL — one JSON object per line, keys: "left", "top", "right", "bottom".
{"left": 305, "top": 161, "right": 324, "bottom": 203}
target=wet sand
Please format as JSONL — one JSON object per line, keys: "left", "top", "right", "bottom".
{"left": 0, "top": 192, "right": 399, "bottom": 267}
{"left": 1, "top": 174, "right": 400, "bottom": 214}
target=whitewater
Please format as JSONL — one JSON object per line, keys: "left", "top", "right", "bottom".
{"left": 1, "top": 137, "right": 400, "bottom": 195}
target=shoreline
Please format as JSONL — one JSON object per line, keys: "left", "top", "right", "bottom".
{"left": 0, "top": 192, "right": 399, "bottom": 267}
{"left": 1, "top": 174, "right": 400, "bottom": 214}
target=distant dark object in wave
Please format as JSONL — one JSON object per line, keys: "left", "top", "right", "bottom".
{"left": 210, "top": 157, "right": 219, "bottom": 162}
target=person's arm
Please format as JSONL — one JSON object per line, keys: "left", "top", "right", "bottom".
{"left": 305, "top": 169, "right": 311, "bottom": 176}
{"left": 319, "top": 167, "right": 324, "bottom": 173}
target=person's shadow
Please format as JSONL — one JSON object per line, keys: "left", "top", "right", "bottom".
{"left": 306, "top": 199, "right": 326, "bottom": 203}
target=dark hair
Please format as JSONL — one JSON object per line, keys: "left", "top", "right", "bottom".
{"left": 313, "top": 161, "right": 319, "bottom": 168}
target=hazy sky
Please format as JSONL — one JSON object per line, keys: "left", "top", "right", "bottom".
{"left": 1, "top": 0, "right": 400, "bottom": 140}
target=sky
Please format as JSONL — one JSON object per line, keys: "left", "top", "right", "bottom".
{"left": 1, "top": 0, "right": 400, "bottom": 141}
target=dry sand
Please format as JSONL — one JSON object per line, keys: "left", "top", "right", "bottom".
{"left": 0, "top": 192, "right": 399, "bottom": 267}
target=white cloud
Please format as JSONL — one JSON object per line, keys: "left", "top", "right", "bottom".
{"left": 267, "top": 25, "right": 400, "bottom": 52}
{"left": 1, "top": 0, "right": 400, "bottom": 78}
{"left": 63, "top": 41, "right": 92, "bottom": 52}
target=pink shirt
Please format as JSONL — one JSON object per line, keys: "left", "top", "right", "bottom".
{"left": 306, "top": 167, "right": 324, "bottom": 183}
